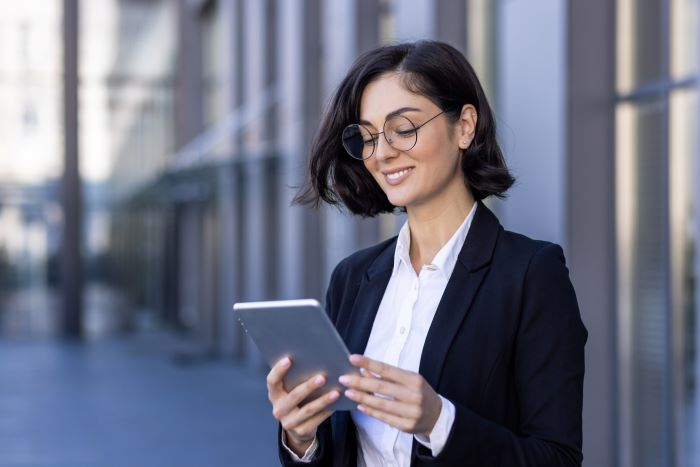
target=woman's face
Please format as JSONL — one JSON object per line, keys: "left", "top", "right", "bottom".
{"left": 358, "top": 73, "right": 475, "bottom": 211}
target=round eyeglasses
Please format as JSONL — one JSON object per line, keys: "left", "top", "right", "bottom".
{"left": 341, "top": 110, "right": 445, "bottom": 160}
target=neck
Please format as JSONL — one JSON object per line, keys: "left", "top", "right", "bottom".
{"left": 406, "top": 189, "right": 475, "bottom": 272}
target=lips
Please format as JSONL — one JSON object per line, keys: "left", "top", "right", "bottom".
{"left": 383, "top": 167, "right": 414, "bottom": 186}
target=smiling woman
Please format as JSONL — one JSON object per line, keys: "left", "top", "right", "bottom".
{"left": 268, "top": 40, "right": 588, "bottom": 467}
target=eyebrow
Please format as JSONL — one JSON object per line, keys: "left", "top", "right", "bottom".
{"left": 358, "top": 107, "right": 422, "bottom": 126}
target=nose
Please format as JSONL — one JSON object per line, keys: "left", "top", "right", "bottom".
{"left": 374, "top": 132, "right": 398, "bottom": 161}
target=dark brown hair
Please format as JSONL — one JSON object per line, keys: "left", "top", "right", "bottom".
{"left": 294, "top": 40, "right": 515, "bottom": 217}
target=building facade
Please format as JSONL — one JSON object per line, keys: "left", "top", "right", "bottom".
{"left": 96, "top": 1, "right": 699, "bottom": 466}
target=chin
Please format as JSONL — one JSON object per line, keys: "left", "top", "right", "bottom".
{"left": 385, "top": 192, "right": 416, "bottom": 208}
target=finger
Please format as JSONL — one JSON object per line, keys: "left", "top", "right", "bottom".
{"left": 267, "top": 356, "right": 292, "bottom": 399}
{"left": 282, "top": 389, "right": 339, "bottom": 430}
{"left": 349, "top": 355, "right": 415, "bottom": 384}
{"left": 360, "top": 367, "right": 382, "bottom": 379}
{"left": 344, "top": 388, "right": 418, "bottom": 419}
{"left": 279, "top": 373, "right": 328, "bottom": 413}
{"left": 288, "top": 408, "right": 334, "bottom": 441}
{"left": 357, "top": 404, "right": 418, "bottom": 434}
{"left": 339, "top": 373, "right": 417, "bottom": 403}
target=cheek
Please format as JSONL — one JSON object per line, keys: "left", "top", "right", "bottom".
{"left": 363, "top": 160, "right": 382, "bottom": 181}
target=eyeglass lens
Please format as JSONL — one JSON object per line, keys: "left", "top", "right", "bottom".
{"left": 342, "top": 115, "right": 418, "bottom": 160}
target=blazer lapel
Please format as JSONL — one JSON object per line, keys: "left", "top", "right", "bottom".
{"left": 342, "top": 240, "right": 395, "bottom": 355}
{"left": 418, "top": 201, "right": 501, "bottom": 389}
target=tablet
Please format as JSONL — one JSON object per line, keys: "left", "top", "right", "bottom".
{"left": 233, "top": 299, "right": 357, "bottom": 411}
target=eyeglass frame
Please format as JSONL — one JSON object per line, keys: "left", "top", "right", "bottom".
{"left": 341, "top": 109, "right": 446, "bottom": 160}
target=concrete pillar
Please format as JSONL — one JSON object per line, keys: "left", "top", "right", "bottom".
{"left": 567, "top": 1, "right": 616, "bottom": 466}
{"left": 693, "top": 6, "right": 700, "bottom": 460}
{"left": 277, "top": 0, "right": 324, "bottom": 301}
{"left": 436, "top": 0, "right": 467, "bottom": 53}
{"left": 495, "top": 0, "right": 567, "bottom": 248}
{"left": 61, "top": 0, "right": 83, "bottom": 338}
{"left": 240, "top": 0, "right": 274, "bottom": 368}
{"left": 217, "top": 0, "right": 243, "bottom": 359}
{"left": 178, "top": 204, "right": 202, "bottom": 329}
{"left": 175, "top": 0, "right": 203, "bottom": 147}
{"left": 394, "top": 0, "right": 435, "bottom": 40}
{"left": 321, "top": 0, "right": 382, "bottom": 285}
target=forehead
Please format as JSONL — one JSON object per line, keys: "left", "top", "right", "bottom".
{"left": 359, "top": 73, "right": 434, "bottom": 125}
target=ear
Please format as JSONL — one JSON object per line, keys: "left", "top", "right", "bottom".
{"left": 454, "top": 104, "right": 478, "bottom": 150}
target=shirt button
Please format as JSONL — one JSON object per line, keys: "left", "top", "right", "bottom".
{"left": 399, "top": 326, "right": 406, "bottom": 335}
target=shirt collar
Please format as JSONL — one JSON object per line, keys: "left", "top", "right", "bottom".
{"left": 393, "top": 201, "right": 478, "bottom": 279}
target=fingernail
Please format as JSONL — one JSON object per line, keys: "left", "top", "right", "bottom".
{"left": 345, "top": 389, "right": 355, "bottom": 399}
{"left": 357, "top": 404, "right": 366, "bottom": 412}
{"left": 350, "top": 355, "right": 363, "bottom": 364}
{"left": 280, "top": 357, "right": 290, "bottom": 368}
{"left": 329, "top": 391, "right": 339, "bottom": 401}
{"left": 339, "top": 375, "right": 350, "bottom": 385}
{"left": 314, "top": 375, "right": 325, "bottom": 385}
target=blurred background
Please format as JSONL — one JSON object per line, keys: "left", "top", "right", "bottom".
{"left": 0, "top": 0, "right": 696, "bottom": 466}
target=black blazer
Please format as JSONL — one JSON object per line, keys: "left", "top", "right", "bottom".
{"left": 279, "top": 200, "right": 587, "bottom": 466}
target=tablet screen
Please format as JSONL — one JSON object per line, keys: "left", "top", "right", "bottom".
{"left": 234, "top": 299, "right": 358, "bottom": 411}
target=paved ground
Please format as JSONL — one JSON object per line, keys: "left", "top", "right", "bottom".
{"left": 0, "top": 333, "right": 279, "bottom": 467}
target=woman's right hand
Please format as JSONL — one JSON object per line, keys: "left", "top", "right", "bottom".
{"left": 267, "top": 356, "right": 339, "bottom": 456}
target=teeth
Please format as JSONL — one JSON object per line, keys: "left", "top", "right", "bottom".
{"left": 387, "top": 169, "right": 410, "bottom": 180}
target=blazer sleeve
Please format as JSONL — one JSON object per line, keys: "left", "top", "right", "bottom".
{"left": 278, "top": 420, "right": 332, "bottom": 466}
{"left": 415, "top": 243, "right": 588, "bottom": 466}
{"left": 277, "top": 261, "right": 347, "bottom": 466}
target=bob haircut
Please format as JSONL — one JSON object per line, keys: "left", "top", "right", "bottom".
{"left": 295, "top": 40, "right": 515, "bottom": 217}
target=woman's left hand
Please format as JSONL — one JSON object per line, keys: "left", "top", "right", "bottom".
{"left": 339, "top": 354, "right": 442, "bottom": 436}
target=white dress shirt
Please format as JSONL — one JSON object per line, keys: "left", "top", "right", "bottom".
{"left": 283, "top": 201, "right": 477, "bottom": 465}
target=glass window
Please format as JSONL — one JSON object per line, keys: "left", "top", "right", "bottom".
{"left": 616, "top": 97, "right": 671, "bottom": 467}
{"left": 201, "top": 1, "right": 225, "bottom": 129}
{"left": 669, "top": 87, "right": 698, "bottom": 467}
{"left": 616, "top": 0, "right": 699, "bottom": 465}
{"left": 617, "top": 0, "right": 665, "bottom": 93}
{"left": 0, "top": 3, "right": 63, "bottom": 336}
{"left": 467, "top": 0, "right": 497, "bottom": 103}
{"left": 671, "top": 0, "right": 698, "bottom": 79}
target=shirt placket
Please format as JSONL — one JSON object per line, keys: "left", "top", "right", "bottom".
{"left": 381, "top": 271, "right": 419, "bottom": 464}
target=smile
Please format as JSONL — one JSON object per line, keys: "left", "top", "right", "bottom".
{"left": 383, "top": 167, "right": 414, "bottom": 185}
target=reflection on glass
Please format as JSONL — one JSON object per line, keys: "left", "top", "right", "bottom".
{"left": 0, "top": 4, "right": 63, "bottom": 336}
{"left": 671, "top": 0, "right": 699, "bottom": 79}
{"left": 202, "top": 1, "right": 225, "bottom": 130}
{"left": 669, "top": 88, "right": 698, "bottom": 467}
{"left": 379, "top": 0, "right": 395, "bottom": 44}
{"left": 467, "top": 0, "right": 497, "bottom": 102}
{"left": 99, "top": 0, "right": 177, "bottom": 333}
{"left": 616, "top": 97, "right": 671, "bottom": 467}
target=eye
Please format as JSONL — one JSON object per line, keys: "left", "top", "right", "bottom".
{"left": 386, "top": 114, "right": 417, "bottom": 138}
{"left": 394, "top": 128, "right": 417, "bottom": 137}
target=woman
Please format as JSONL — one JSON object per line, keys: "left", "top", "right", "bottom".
{"left": 266, "top": 40, "right": 587, "bottom": 466}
